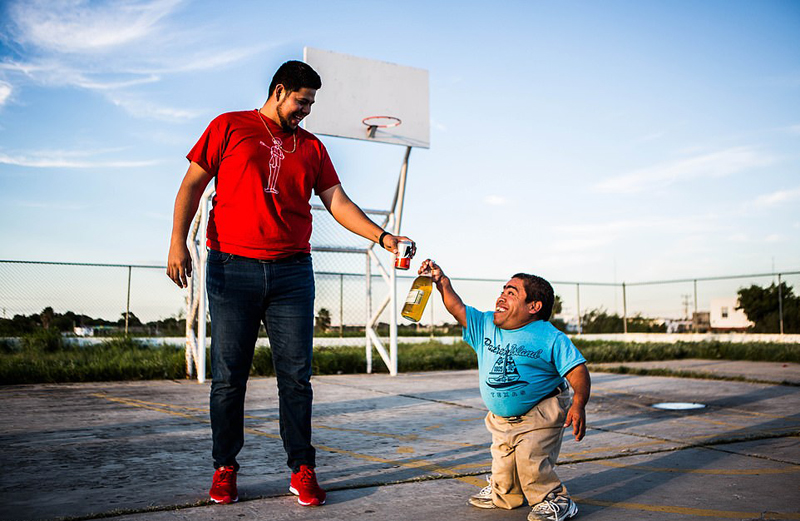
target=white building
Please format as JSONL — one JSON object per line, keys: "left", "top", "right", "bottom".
{"left": 73, "top": 326, "right": 95, "bottom": 337}
{"left": 710, "top": 298, "right": 752, "bottom": 331}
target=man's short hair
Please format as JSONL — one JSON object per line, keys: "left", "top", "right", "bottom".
{"left": 512, "top": 273, "right": 554, "bottom": 321}
{"left": 269, "top": 61, "right": 322, "bottom": 96}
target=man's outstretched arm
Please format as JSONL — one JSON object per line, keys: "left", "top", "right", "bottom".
{"left": 418, "top": 259, "right": 466, "bottom": 327}
{"left": 319, "top": 184, "right": 414, "bottom": 255}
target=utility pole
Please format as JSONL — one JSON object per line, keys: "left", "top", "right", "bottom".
{"left": 681, "top": 294, "right": 691, "bottom": 320}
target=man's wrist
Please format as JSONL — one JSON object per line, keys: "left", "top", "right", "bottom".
{"left": 378, "top": 231, "right": 390, "bottom": 248}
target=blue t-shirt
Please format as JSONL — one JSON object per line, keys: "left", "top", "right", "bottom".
{"left": 462, "top": 306, "right": 586, "bottom": 417}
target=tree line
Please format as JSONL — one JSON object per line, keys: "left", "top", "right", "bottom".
{"left": 1, "top": 282, "right": 796, "bottom": 337}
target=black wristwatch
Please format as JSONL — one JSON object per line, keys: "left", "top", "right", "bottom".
{"left": 378, "top": 231, "right": 390, "bottom": 248}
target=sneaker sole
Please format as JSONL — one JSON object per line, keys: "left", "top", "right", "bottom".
{"left": 289, "top": 486, "right": 326, "bottom": 506}
{"left": 467, "top": 498, "right": 497, "bottom": 509}
{"left": 210, "top": 496, "right": 238, "bottom": 504}
{"left": 566, "top": 503, "right": 578, "bottom": 519}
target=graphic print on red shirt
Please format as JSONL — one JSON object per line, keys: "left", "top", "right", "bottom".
{"left": 187, "top": 110, "right": 341, "bottom": 260}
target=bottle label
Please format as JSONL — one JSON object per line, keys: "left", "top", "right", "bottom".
{"left": 405, "top": 289, "right": 424, "bottom": 305}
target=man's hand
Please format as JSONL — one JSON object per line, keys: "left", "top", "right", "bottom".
{"left": 563, "top": 404, "right": 586, "bottom": 441}
{"left": 167, "top": 241, "right": 192, "bottom": 288}
{"left": 418, "top": 258, "right": 444, "bottom": 285}
{"left": 382, "top": 234, "right": 415, "bottom": 257}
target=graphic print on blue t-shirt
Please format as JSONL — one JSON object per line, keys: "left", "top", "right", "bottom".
{"left": 487, "top": 351, "right": 528, "bottom": 389}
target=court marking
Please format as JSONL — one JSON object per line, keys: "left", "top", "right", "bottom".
{"left": 90, "top": 393, "right": 479, "bottom": 448}
{"left": 89, "top": 392, "right": 485, "bottom": 487}
{"left": 592, "top": 459, "right": 800, "bottom": 475}
{"left": 89, "top": 391, "right": 800, "bottom": 519}
{"left": 573, "top": 496, "right": 800, "bottom": 519}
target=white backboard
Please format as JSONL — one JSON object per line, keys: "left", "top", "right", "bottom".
{"left": 303, "top": 47, "right": 430, "bottom": 148}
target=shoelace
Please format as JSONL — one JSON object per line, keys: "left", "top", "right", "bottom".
{"left": 532, "top": 499, "right": 558, "bottom": 516}
{"left": 477, "top": 484, "right": 492, "bottom": 497}
{"left": 299, "top": 467, "right": 318, "bottom": 486}
{"left": 216, "top": 468, "right": 235, "bottom": 484}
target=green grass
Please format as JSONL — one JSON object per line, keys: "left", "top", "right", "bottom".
{"left": 0, "top": 337, "right": 186, "bottom": 384}
{"left": 588, "top": 365, "right": 800, "bottom": 386}
{"left": 0, "top": 336, "right": 797, "bottom": 385}
{"left": 573, "top": 339, "right": 800, "bottom": 364}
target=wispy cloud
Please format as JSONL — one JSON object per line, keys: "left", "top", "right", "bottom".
{"left": 633, "top": 131, "right": 665, "bottom": 144}
{"left": 594, "top": 147, "right": 773, "bottom": 194}
{"left": 752, "top": 186, "right": 800, "bottom": 208}
{"left": 551, "top": 215, "right": 724, "bottom": 254}
{"left": 17, "top": 201, "right": 89, "bottom": 211}
{"left": 484, "top": 195, "right": 507, "bottom": 206}
{"left": 0, "top": 81, "right": 11, "bottom": 107}
{"left": 7, "top": 0, "right": 183, "bottom": 53}
{"left": 1, "top": 0, "right": 268, "bottom": 121}
{"left": 107, "top": 94, "right": 202, "bottom": 121}
{"left": 0, "top": 149, "right": 161, "bottom": 168}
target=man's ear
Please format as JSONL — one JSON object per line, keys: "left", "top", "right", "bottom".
{"left": 528, "top": 301, "right": 543, "bottom": 316}
{"left": 275, "top": 84, "right": 284, "bottom": 101}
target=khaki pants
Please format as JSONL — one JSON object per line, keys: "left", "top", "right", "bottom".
{"left": 485, "top": 388, "right": 572, "bottom": 509}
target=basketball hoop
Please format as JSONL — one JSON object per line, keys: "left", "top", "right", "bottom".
{"left": 362, "top": 116, "right": 402, "bottom": 138}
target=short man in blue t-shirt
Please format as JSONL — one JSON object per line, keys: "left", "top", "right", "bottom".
{"left": 418, "top": 259, "right": 590, "bottom": 521}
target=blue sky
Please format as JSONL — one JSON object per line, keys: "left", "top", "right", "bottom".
{"left": 1, "top": 0, "right": 799, "bottom": 291}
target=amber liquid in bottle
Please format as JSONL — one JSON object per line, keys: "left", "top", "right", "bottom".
{"left": 401, "top": 274, "right": 433, "bottom": 322}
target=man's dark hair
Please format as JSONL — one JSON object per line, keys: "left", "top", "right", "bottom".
{"left": 512, "top": 273, "right": 555, "bottom": 321}
{"left": 269, "top": 61, "right": 322, "bottom": 96}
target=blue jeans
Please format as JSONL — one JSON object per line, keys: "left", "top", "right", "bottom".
{"left": 206, "top": 249, "right": 316, "bottom": 472}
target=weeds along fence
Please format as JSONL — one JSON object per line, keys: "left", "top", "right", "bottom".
{"left": 1, "top": 258, "right": 798, "bottom": 336}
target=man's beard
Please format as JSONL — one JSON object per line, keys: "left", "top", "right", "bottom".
{"left": 276, "top": 102, "right": 297, "bottom": 132}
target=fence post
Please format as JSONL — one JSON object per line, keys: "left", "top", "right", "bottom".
{"left": 125, "top": 266, "right": 132, "bottom": 336}
{"left": 576, "top": 283, "right": 582, "bottom": 335}
{"left": 622, "top": 282, "right": 628, "bottom": 334}
{"left": 339, "top": 274, "right": 344, "bottom": 337}
{"left": 693, "top": 279, "right": 698, "bottom": 333}
{"left": 778, "top": 273, "right": 784, "bottom": 335}
{"left": 365, "top": 255, "right": 372, "bottom": 374}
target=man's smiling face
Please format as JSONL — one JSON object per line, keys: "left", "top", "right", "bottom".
{"left": 493, "top": 277, "right": 542, "bottom": 330}
{"left": 276, "top": 86, "right": 316, "bottom": 131}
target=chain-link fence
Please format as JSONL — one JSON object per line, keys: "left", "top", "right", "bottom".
{"left": 1, "top": 207, "right": 797, "bottom": 337}
{"left": 1, "top": 257, "right": 798, "bottom": 337}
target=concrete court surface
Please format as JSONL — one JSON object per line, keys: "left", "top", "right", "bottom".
{"left": 590, "top": 359, "right": 800, "bottom": 385}
{"left": 1, "top": 368, "right": 799, "bottom": 521}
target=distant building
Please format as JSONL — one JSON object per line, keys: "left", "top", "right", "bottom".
{"left": 692, "top": 311, "right": 710, "bottom": 333}
{"left": 73, "top": 326, "right": 95, "bottom": 337}
{"left": 664, "top": 318, "right": 693, "bottom": 334}
{"left": 710, "top": 298, "right": 752, "bottom": 332}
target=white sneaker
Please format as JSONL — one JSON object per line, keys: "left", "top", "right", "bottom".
{"left": 527, "top": 493, "right": 578, "bottom": 521}
{"left": 467, "top": 475, "right": 495, "bottom": 509}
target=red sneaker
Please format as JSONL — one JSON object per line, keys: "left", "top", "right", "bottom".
{"left": 289, "top": 465, "right": 326, "bottom": 506}
{"left": 209, "top": 466, "right": 238, "bottom": 504}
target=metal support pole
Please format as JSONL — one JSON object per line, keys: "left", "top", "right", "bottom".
{"left": 387, "top": 146, "right": 411, "bottom": 377}
{"left": 339, "top": 273, "right": 344, "bottom": 337}
{"left": 196, "top": 195, "right": 209, "bottom": 384}
{"left": 576, "top": 283, "right": 582, "bottom": 335}
{"left": 393, "top": 147, "right": 412, "bottom": 236}
{"left": 622, "top": 282, "right": 628, "bottom": 334}
{"left": 366, "top": 255, "right": 372, "bottom": 373}
{"left": 125, "top": 266, "right": 132, "bottom": 336}
{"left": 778, "top": 273, "right": 784, "bottom": 335}
{"left": 693, "top": 279, "right": 698, "bottom": 333}
{"left": 389, "top": 265, "right": 398, "bottom": 376}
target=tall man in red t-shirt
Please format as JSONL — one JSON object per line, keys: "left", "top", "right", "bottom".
{"left": 167, "top": 61, "right": 414, "bottom": 507}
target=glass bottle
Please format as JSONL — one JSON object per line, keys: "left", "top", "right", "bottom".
{"left": 401, "top": 273, "right": 433, "bottom": 322}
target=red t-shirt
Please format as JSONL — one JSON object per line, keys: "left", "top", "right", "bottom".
{"left": 187, "top": 110, "right": 341, "bottom": 260}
